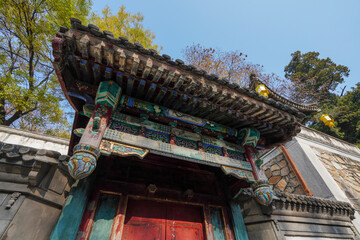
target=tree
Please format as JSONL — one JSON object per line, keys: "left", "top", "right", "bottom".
{"left": 90, "top": 6, "right": 161, "bottom": 51}
{"left": 0, "top": 0, "right": 92, "bottom": 135}
{"left": 284, "top": 51, "right": 350, "bottom": 104}
{"left": 183, "top": 44, "right": 291, "bottom": 97}
{"left": 309, "top": 83, "right": 360, "bottom": 147}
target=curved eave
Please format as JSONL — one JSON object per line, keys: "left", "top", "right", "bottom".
{"left": 249, "top": 74, "right": 320, "bottom": 114}
{"left": 52, "top": 19, "right": 304, "bottom": 147}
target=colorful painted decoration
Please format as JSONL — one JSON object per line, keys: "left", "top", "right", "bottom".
{"left": 120, "top": 95, "right": 236, "bottom": 136}
{"left": 221, "top": 166, "right": 255, "bottom": 182}
{"left": 68, "top": 144, "right": 101, "bottom": 180}
{"left": 320, "top": 114, "right": 334, "bottom": 128}
{"left": 95, "top": 81, "right": 121, "bottom": 109}
{"left": 83, "top": 104, "right": 95, "bottom": 118}
{"left": 73, "top": 128, "right": 85, "bottom": 137}
{"left": 100, "top": 140, "right": 149, "bottom": 159}
{"left": 255, "top": 84, "right": 269, "bottom": 98}
{"left": 252, "top": 180, "right": 274, "bottom": 206}
{"left": 255, "top": 158, "right": 263, "bottom": 167}
{"left": 237, "top": 128, "right": 260, "bottom": 147}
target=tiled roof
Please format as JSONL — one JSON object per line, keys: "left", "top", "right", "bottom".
{"left": 0, "top": 141, "right": 69, "bottom": 171}
{"left": 61, "top": 18, "right": 309, "bottom": 117}
{"left": 275, "top": 191, "right": 355, "bottom": 219}
{"left": 52, "top": 18, "right": 314, "bottom": 146}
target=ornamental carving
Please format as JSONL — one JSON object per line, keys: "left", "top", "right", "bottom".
{"left": 252, "top": 180, "right": 274, "bottom": 206}
{"left": 68, "top": 144, "right": 101, "bottom": 180}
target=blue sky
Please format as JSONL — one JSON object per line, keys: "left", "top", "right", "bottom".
{"left": 92, "top": 0, "right": 359, "bottom": 93}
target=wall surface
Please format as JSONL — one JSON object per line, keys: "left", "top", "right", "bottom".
{"left": 285, "top": 127, "right": 360, "bottom": 233}
{"left": 261, "top": 148, "right": 306, "bottom": 195}
{"left": 0, "top": 126, "right": 72, "bottom": 240}
{"left": 0, "top": 125, "right": 69, "bottom": 155}
{"left": 240, "top": 194, "right": 359, "bottom": 240}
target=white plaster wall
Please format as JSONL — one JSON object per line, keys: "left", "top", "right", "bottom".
{"left": 299, "top": 127, "right": 360, "bottom": 156}
{"left": 294, "top": 135, "right": 360, "bottom": 233}
{"left": 0, "top": 125, "right": 69, "bottom": 155}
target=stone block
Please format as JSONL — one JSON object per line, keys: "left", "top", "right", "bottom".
{"left": 278, "top": 160, "right": 287, "bottom": 168}
{"left": 272, "top": 170, "right": 280, "bottom": 175}
{"left": 295, "top": 186, "right": 306, "bottom": 195}
{"left": 265, "top": 169, "right": 272, "bottom": 178}
{"left": 277, "top": 179, "right": 287, "bottom": 191}
{"left": 48, "top": 168, "right": 69, "bottom": 195}
{"left": 246, "top": 222, "right": 278, "bottom": 240}
{"left": 269, "top": 176, "right": 281, "bottom": 185}
{"left": 2, "top": 197, "right": 61, "bottom": 240}
{"left": 270, "top": 164, "right": 280, "bottom": 172}
{"left": 280, "top": 167, "right": 290, "bottom": 176}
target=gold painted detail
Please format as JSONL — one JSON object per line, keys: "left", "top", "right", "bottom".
{"left": 100, "top": 140, "right": 149, "bottom": 159}
{"left": 73, "top": 128, "right": 85, "bottom": 137}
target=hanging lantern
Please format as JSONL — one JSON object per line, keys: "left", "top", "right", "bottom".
{"left": 255, "top": 84, "right": 269, "bottom": 98}
{"left": 320, "top": 114, "right": 334, "bottom": 128}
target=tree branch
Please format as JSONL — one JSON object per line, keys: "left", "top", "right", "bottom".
{"left": 0, "top": 46, "right": 53, "bottom": 69}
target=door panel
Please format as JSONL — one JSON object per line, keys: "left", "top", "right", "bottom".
{"left": 122, "top": 199, "right": 166, "bottom": 240}
{"left": 122, "top": 198, "right": 205, "bottom": 240}
{"left": 209, "top": 207, "right": 226, "bottom": 240}
{"left": 88, "top": 194, "right": 119, "bottom": 240}
{"left": 166, "top": 204, "right": 204, "bottom": 240}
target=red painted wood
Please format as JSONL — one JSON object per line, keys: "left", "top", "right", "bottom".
{"left": 166, "top": 203, "right": 205, "bottom": 240}
{"left": 203, "top": 205, "right": 215, "bottom": 240}
{"left": 110, "top": 196, "right": 127, "bottom": 240}
{"left": 122, "top": 198, "right": 206, "bottom": 240}
{"left": 222, "top": 207, "right": 235, "bottom": 240}
{"left": 122, "top": 199, "right": 166, "bottom": 240}
{"left": 244, "top": 145, "right": 259, "bottom": 180}
{"left": 76, "top": 190, "right": 100, "bottom": 240}
{"left": 79, "top": 103, "right": 112, "bottom": 147}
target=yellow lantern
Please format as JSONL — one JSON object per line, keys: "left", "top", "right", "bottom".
{"left": 256, "top": 84, "right": 269, "bottom": 98}
{"left": 320, "top": 114, "right": 334, "bottom": 128}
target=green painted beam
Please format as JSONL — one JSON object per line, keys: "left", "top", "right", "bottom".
{"left": 50, "top": 178, "right": 93, "bottom": 240}
{"left": 230, "top": 202, "right": 249, "bottom": 240}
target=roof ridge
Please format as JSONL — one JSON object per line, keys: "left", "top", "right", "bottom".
{"left": 249, "top": 74, "right": 320, "bottom": 113}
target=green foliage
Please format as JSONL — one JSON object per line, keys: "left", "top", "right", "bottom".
{"left": 0, "top": 0, "right": 91, "bottom": 137}
{"left": 284, "top": 50, "right": 359, "bottom": 146}
{"left": 309, "top": 83, "right": 360, "bottom": 147}
{"left": 89, "top": 6, "right": 161, "bottom": 52}
{"left": 284, "top": 51, "right": 350, "bottom": 104}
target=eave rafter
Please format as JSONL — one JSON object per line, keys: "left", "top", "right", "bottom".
{"left": 52, "top": 19, "right": 308, "bottom": 147}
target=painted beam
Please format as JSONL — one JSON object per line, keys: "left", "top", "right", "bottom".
{"left": 102, "top": 130, "right": 252, "bottom": 171}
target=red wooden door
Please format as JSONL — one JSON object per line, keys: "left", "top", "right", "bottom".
{"left": 166, "top": 203, "right": 204, "bottom": 240}
{"left": 122, "top": 199, "right": 166, "bottom": 240}
{"left": 122, "top": 198, "right": 205, "bottom": 240}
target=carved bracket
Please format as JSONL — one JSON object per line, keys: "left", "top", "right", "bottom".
{"left": 221, "top": 165, "right": 255, "bottom": 182}
{"left": 100, "top": 140, "right": 149, "bottom": 159}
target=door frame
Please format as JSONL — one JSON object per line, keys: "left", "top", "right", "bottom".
{"left": 77, "top": 189, "right": 234, "bottom": 240}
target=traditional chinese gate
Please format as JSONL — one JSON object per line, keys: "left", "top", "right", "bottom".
{"left": 74, "top": 156, "right": 235, "bottom": 240}
{"left": 76, "top": 192, "right": 207, "bottom": 240}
